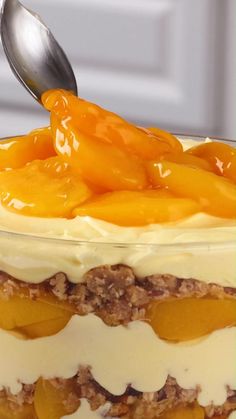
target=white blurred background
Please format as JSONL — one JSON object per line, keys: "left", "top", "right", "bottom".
{"left": 0, "top": 0, "right": 235, "bottom": 139}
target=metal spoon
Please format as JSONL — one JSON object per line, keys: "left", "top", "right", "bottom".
{"left": 0, "top": 0, "right": 78, "bottom": 103}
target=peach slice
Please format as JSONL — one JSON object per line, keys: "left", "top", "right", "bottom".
{"left": 147, "top": 298, "right": 236, "bottom": 341}
{"left": 0, "top": 157, "right": 93, "bottom": 217}
{"left": 211, "top": 416, "right": 227, "bottom": 419}
{"left": 187, "top": 141, "right": 236, "bottom": 182}
{"left": 0, "top": 400, "right": 36, "bottom": 418}
{"left": 0, "top": 292, "right": 73, "bottom": 331}
{"left": 164, "top": 152, "right": 212, "bottom": 171}
{"left": 50, "top": 111, "right": 147, "bottom": 191}
{"left": 42, "top": 89, "right": 182, "bottom": 160}
{"left": 34, "top": 378, "right": 79, "bottom": 419}
{"left": 19, "top": 315, "right": 72, "bottom": 338}
{"left": 147, "top": 160, "right": 236, "bottom": 218}
{"left": 160, "top": 404, "right": 204, "bottom": 419}
{"left": 74, "top": 190, "right": 200, "bottom": 226}
{"left": 147, "top": 127, "right": 183, "bottom": 153}
{"left": 0, "top": 127, "right": 55, "bottom": 170}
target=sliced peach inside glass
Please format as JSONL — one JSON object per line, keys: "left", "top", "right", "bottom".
{"left": 19, "top": 316, "right": 72, "bottom": 338}
{"left": 147, "top": 160, "right": 236, "bottom": 218}
{"left": 160, "top": 403, "right": 204, "bottom": 419}
{"left": 34, "top": 378, "right": 79, "bottom": 419}
{"left": 0, "top": 400, "right": 36, "bottom": 418}
{"left": 0, "top": 127, "right": 55, "bottom": 170}
{"left": 147, "top": 298, "right": 236, "bottom": 341}
{"left": 0, "top": 295, "right": 73, "bottom": 331}
{"left": 0, "top": 157, "right": 93, "bottom": 217}
{"left": 211, "top": 416, "right": 227, "bottom": 419}
{"left": 74, "top": 190, "right": 200, "bottom": 226}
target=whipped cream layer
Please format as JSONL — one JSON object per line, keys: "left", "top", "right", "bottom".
{"left": 0, "top": 206, "right": 235, "bottom": 286}
{"left": 0, "top": 314, "right": 235, "bottom": 407}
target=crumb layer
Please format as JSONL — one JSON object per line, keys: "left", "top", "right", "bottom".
{"left": 1, "top": 369, "right": 235, "bottom": 418}
{"left": 0, "top": 265, "right": 235, "bottom": 326}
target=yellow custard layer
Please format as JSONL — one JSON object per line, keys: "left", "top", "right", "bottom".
{"left": 0, "top": 314, "right": 235, "bottom": 407}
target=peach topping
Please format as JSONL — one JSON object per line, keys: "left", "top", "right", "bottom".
{"left": 74, "top": 190, "right": 200, "bottom": 226}
{"left": 147, "top": 160, "right": 236, "bottom": 218}
{"left": 0, "top": 88, "right": 234, "bottom": 223}
{"left": 187, "top": 141, "right": 236, "bottom": 182}
{"left": 0, "top": 127, "right": 55, "bottom": 170}
{"left": 0, "top": 157, "right": 92, "bottom": 217}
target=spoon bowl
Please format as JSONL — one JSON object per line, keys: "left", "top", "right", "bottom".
{"left": 0, "top": 0, "right": 78, "bottom": 102}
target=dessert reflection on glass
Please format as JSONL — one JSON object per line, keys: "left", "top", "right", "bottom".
{"left": 0, "top": 89, "right": 235, "bottom": 419}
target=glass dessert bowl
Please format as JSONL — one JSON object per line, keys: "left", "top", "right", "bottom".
{"left": 0, "top": 89, "right": 235, "bottom": 419}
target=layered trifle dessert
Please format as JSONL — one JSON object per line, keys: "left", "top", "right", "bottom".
{"left": 0, "top": 89, "right": 235, "bottom": 418}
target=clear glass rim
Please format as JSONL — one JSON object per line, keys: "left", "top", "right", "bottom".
{"left": 0, "top": 134, "right": 235, "bottom": 248}
{"left": 174, "top": 133, "right": 236, "bottom": 145}
{"left": 0, "top": 227, "right": 235, "bottom": 249}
